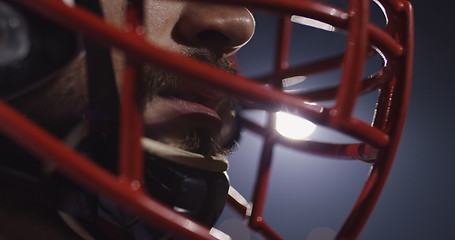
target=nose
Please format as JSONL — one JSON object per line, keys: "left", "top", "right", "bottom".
{"left": 175, "top": 3, "right": 255, "bottom": 56}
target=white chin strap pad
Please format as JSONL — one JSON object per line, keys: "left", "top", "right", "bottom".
{"left": 141, "top": 137, "right": 229, "bottom": 173}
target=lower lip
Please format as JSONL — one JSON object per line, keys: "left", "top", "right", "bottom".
{"left": 166, "top": 96, "right": 221, "bottom": 121}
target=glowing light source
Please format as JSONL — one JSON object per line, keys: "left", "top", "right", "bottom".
{"left": 276, "top": 112, "right": 316, "bottom": 140}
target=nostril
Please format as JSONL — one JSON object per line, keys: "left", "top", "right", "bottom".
{"left": 196, "top": 29, "right": 231, "bottom": 47}
{"left": 175, "top": 4, "right": 255, "bottom": 55}
{"left": 197, "top": 30, "right": 230, "bottom": 44}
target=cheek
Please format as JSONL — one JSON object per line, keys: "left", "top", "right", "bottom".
{"left": 144, "top": 0, "right": 185, "bottom": 51}
{"left": 100, "top": 0, "right": 126, "bottom": 27}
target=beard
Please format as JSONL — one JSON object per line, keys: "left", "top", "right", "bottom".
{"left": 139, "top": 51, "right": 237, "bottom": 156}
{"left": 9, "top": 49, "right": 237, "bottom": 157}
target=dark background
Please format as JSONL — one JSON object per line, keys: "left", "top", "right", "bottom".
{"left": 216, "top": 0, "right": 455, "bottom": 239}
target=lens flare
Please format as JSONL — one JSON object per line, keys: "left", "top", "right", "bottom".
{"left": 276, "top": 112, "right": 316, "bottom": 140}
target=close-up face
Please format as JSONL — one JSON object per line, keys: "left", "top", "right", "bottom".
{"left": 10, "top": 0, "right": 255, "bottom": 154}
{"left": 139, "top": 0, "right": 254, "bottom": 155}
{"left": 99, "top": 0, "right": 255, "bottom": 155}
{"left": 2, "top": 0, "right": 255, "bottom": 238}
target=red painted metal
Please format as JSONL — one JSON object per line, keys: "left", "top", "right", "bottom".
{"left": 0, "top": 100, "right": 218, "bottom": 240}
{"left": 118, "top": 0, "right": 145, "bottom": 188}
{"left": 274, "top": 15, "right": 293, "bottom": 80}
{"left": 118, "top": 64, "right": 144, "bottom": 187}
{"left": 336, "top": 2, "right": 414, "bottom": 238}
{"left": 331, "top": 0, "right": 370, "bottom": 126}
{"left": 1, "top": 0, "right": 414, "bottom": 239}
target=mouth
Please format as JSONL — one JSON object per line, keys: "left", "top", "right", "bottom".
{"left": 142, "top": 87, "right": 225, "bottom": 154}
{"left": 139, "top": 53, "right": 236, "bottom": 155}
{"left": 152, "top": 94, "right": 222, "bottom": 128}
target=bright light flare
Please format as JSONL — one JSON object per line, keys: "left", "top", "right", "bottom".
{"left": 276, "top": 112, "right": 316, "bottom": 140}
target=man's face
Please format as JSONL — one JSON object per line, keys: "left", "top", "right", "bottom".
{"left": 0, "top": 2, "right": 255, "bottom": 238}
{"left": 14, "top": 0, "right": 255, "bottom": 156}
{"left": 102, "top": 0, "right": 255, "bottom": 156}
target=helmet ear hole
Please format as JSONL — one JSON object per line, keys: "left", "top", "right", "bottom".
{"left": 0, "top": 1, "right": 79, "bottom": 100}
{"left": 0, "top": 1, "right": 30, "bottom": 66}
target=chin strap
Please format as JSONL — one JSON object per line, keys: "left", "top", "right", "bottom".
{"left": 58, "top": 211, "right": 96, "bottom": 240}
{"left": 63, "top": 119, "right": 229, "bottom": 173}
{"left": 60, "top": 119, "right": 230, "bottom": 238}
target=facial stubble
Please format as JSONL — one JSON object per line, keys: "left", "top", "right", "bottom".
{"left": 140, "top": 53, "right": 237, "bottom": 156}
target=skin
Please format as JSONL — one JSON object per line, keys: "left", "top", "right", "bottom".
{"left": 11, "top": 0, "right": 255, "bottom": 154}
{"left": 105, "top": 0, "right": 255, "bottom": 155}
{"left": 2, "top": 0, "right": 255, "bottom": 238}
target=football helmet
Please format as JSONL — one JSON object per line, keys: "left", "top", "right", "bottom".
{"left": 0, "top": 0, "right": 413, "bottom": 239}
